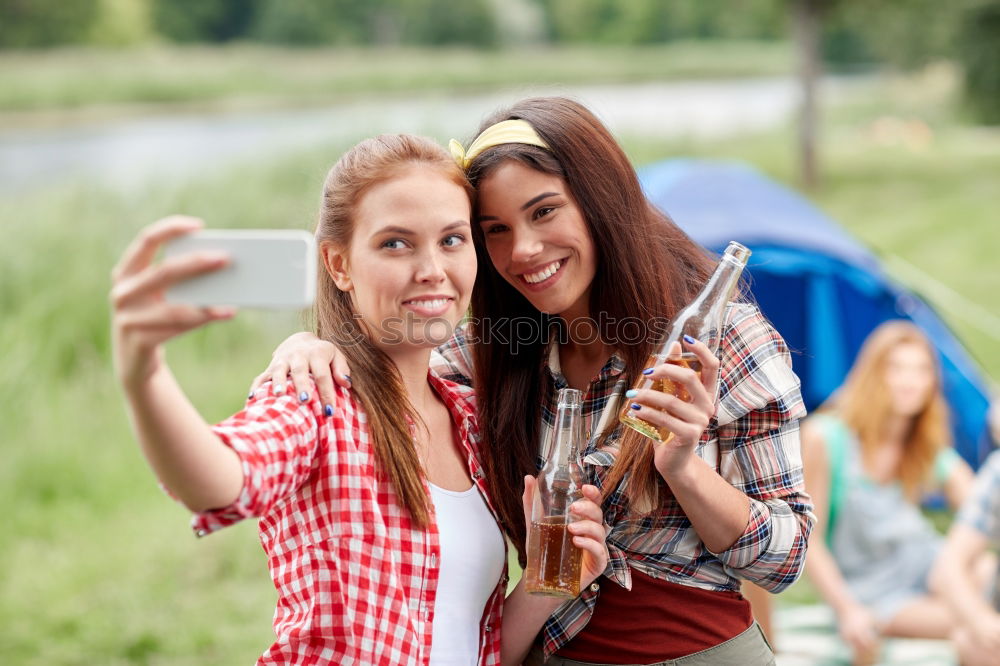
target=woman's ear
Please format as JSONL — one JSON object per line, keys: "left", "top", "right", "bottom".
{"left": 321, "top": 242, "right": 352, "bottom": 292}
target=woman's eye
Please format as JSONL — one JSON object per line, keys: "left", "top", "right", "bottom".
{"left": 534, "top": 206, "right": 555, "bottom": 220}
{"left": 442, "top": 234, "right": 465, "bottom": 247}
{"left": 484, "top": 224, "right": 507, "bottom": 235}
{"left": 382, "top": 239, "right": 407, "bottom": 250}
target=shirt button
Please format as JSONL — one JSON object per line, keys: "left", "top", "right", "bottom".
{"left": 472, "top": 470, "right": 484, "bottom": 480}
{"left": 484, "top": 624, "right": 492, "bottom": 632}
{"left": 430, "top": 553, "right": 438, "bottom": 568}
{"left": 590, "top": 583, "right": 600, "bottom": 592}
{"left": 195, "top": 529, "right": 208, "bottom": 538}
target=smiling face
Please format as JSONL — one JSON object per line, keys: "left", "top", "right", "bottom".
{"left": 883, "top": 341, "right": 937, "bottom": 418}
{"left": 476, "top": 160, "right": 598, "bottom": 318}
{"left": 323, "top": 166, "right": 476, "bottom": 352}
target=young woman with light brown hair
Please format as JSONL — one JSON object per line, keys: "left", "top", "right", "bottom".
{"left": 801, "top": 319, "right": 975, "bottom": 664}
{"left": 111, "top": 133, "right": 609, "bottom": 666}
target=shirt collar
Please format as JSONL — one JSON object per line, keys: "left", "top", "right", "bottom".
{"left": 428, "top": 372, "right": 477, "bottom": 431}
{"left": 544, "top": 342, "right": 626, "bottom": 387}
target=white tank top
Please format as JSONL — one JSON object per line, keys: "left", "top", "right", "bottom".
{"left": 428, "top": 482, "right": 506, "bottom": 666}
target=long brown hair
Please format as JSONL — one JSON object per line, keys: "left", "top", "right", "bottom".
{"left": 465, "top": 97, "right": 715, "bottom": 558}
{"left": 314, "top": 134, "right": 474, "bottom": 527}
{"left": 823, "top": 320, "right": 951, "bottom": 499}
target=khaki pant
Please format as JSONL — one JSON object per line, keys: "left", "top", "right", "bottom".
{"left": 524, "top": 622, "right": 775, "bottom": 666}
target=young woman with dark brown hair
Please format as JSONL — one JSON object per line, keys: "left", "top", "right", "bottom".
{"left": 256, "top": 98, "right": 813, "bottom": 665}
{"left": 110, "top": 133, "right": 609, "bottom": 666}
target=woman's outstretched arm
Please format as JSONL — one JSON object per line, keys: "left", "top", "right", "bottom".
{"left": 112, "top": 216, "right": 243, "bottom": 512}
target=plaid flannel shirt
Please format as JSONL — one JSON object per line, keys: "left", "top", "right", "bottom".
{"left": 957, "top": 449, "right": 1000, "bottom": 545}
{"left": 433, "top": 303, "right": 813, "bottom": 658}
{"left": 189, "top": 374, "right": 506, "bottom": 666}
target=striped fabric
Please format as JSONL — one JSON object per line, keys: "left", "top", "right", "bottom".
{"left": 957, "top": 449, "right": 1000, "bottom": 544}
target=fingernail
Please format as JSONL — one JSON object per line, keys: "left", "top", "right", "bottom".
{"left": 630, "top": 403, "right": 641, "bottom": 410}
{"left": 324, "top": 404, "right": 333, "bottom": 417}
{"left": 642, "top": 368, "right": 654, "bottom": 375}
{"left": 625, "top": 389, "right": 638, "bottom": 398}
{"left": 683, "top": 334, "right": 696, "bottom": 344}
{"left": 344, "top": 375, "right": 351, "bottom": 385}
{"left": 248, "top": 390, "right": 255, "bottom": 399}
{"left": 273, "top": 383, "right": 285, "bottom": 395}
{"left": 298, "top": 391, "right": 309, "bottom": 403}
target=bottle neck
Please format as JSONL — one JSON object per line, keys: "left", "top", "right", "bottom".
{"left": 660, "top": 253, "right": 747, "bottom": 356}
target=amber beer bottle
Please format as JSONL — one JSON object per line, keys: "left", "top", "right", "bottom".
{"left": 619, "top": 241, "right": 751, "bottom": 442}
{"left": 524, "top": 388, "right": 585, "bottom": 598}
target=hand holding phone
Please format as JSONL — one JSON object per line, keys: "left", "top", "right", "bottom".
{"left": 164, "top": 230, "right": 316, "bottom": 309}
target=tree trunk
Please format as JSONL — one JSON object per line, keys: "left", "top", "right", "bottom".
{"left": 792, "top": 0, "right": 823, "bottom": 190}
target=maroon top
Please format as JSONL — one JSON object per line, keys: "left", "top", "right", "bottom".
{"left": 555, "top": 568, "right": 753, "bottom": 662}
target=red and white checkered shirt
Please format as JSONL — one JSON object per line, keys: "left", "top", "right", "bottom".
{"left": 190, "top": 373, "right": 506, "bottom": 666}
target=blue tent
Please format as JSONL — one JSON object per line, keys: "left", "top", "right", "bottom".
{"left": 639, "top": 159, "right": 994, "bottom": 467}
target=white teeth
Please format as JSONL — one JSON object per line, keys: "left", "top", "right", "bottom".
{"left": 523, "top": 260, "right": 562, "bottom": 284}
{"left": 406, "top": 298, "right": 449, "bottom": 310}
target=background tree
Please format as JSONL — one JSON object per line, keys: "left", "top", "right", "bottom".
{"left": 956, "top": 0, "right": 1000, "bottom": 124}
{"left": 790, "top": 0, "right": 832, "bottom": 190}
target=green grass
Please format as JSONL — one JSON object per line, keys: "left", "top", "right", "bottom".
{"left": 2, "top": 68, "right": 998, "bottom": 663}
{"left": 0, "top": 41, "right": 792, "bottom": 121}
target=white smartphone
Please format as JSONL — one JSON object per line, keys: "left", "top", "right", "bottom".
{"left": 164, "top": 229, "right": 316, "bottom": 309}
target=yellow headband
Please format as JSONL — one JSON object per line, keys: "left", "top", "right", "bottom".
{"left": 448, "top": 119, "right": 549, "bottom": 170}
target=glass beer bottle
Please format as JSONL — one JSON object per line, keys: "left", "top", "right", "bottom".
{"left": 524, "top": 388, "right": 585, "bottom": 598}
{"left": 619, "top": 241, "right": 751, "bottom": 442}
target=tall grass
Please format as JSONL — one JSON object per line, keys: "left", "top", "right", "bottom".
{"left": 0, "top": 42, "right": 793, "bottom": 118}
{"left": 0, "top": 150, "right": 338, "bottom": 664}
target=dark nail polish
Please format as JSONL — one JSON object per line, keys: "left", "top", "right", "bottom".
{"left": 298, "top": 391, "right": 309, "bottom": 402}
{"left": 344, "top": 375, "right": 352, "bottom": 385}
{"left": 683, "top": 334, "right": 696, "bottom": 344}
{"left": 324, "top": 404, "right": 334, "bottom": 417}
{"left": 630, "top": 403, "right": 641, "bottom": 410}
{"left": 248, "top": 390, "right": 255, "bottom": 399}
{"left": 642, "top": 368, "right": 654, "bottom": 375}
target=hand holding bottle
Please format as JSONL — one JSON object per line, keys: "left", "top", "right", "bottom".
{"left": 625, "top": 337, "right": 720, "bottom": 479}
{"left": 521, "top": 475, "right": 609, "bottom": 591}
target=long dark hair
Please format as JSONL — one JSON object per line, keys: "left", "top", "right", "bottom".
{"left": 315, "top": 134, "right": 474, "bottom": 527}
{"left": 466, "top": 97, "right": 714, "bottom": 559}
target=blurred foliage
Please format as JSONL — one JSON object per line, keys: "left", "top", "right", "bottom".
{"left": 88, "top": 0, "right": 154, "bottom": 46}
{"left": 822, "top": 0, "right": 963, "bottom": 68}
{"left": 537, "top": 0, "right": 786, "bottom": 44}
{"left": 0, "top": 0, "right": 980, "bottom": 59}
{"left": 957, "top": 0, "right": 1000, "bottom": 124}
{"left": 1, "top": 0, "right": 998, "bottom": 116}
{"left": 151, "top": 0, "right": 497, "bottom": 47}
{"left": 0, "top": 0, "right": 100, "bottom": 48}
{"left": 152, "top": 0, "right": 260, "bottom": 43}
